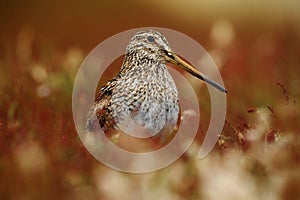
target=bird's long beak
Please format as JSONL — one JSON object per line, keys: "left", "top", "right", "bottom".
{"left": 163, "top": 50, "right": 227, "bottom": 93}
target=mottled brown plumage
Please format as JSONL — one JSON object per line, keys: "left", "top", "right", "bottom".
{"left": 87, "top": 30, "right": 227, "bottom": 139}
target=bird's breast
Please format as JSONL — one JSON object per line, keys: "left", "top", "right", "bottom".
{"left": 110, "top": 64, "right": 179, "bottom": 136}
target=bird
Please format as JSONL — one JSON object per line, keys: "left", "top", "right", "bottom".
{"left": 86, "top": 30, "right": 227, "bottom": 144}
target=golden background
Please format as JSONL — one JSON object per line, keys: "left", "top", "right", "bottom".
{"left": 1, "top": 1, "right": 300, "bottom": 199}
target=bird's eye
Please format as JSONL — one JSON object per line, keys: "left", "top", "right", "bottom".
{"left": 147, "top": 36, "right": 155, "bottom": 42}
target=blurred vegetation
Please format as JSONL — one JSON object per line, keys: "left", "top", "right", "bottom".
{"left": 0, "top": 0, "right": 300, "bottom": 199}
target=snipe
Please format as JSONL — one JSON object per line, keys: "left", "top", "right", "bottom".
{"left": 87, "top": 30, "right": 227, "bottom": 139}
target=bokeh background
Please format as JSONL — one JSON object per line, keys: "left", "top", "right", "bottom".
{"left": 1, "top": 0, "right": 300, "bottom": 199}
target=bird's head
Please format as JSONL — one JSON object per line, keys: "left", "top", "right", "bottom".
{"left": 126, "top": 30, "right": 172, "bottom": 61}
{"left": 126, "top": 30, "right": 227, "bottom": 93}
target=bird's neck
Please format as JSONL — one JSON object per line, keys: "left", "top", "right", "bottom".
{"left": 119, "top": 52, "right": 167, "bottom": 79}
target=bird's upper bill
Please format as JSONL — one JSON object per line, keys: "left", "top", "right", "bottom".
{"left": 161, "top": 49, "right": 227, "bottom": 93}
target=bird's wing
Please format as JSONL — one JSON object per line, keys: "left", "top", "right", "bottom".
{"left": 86, "top": 78, "right": 118, "bottom": 133}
